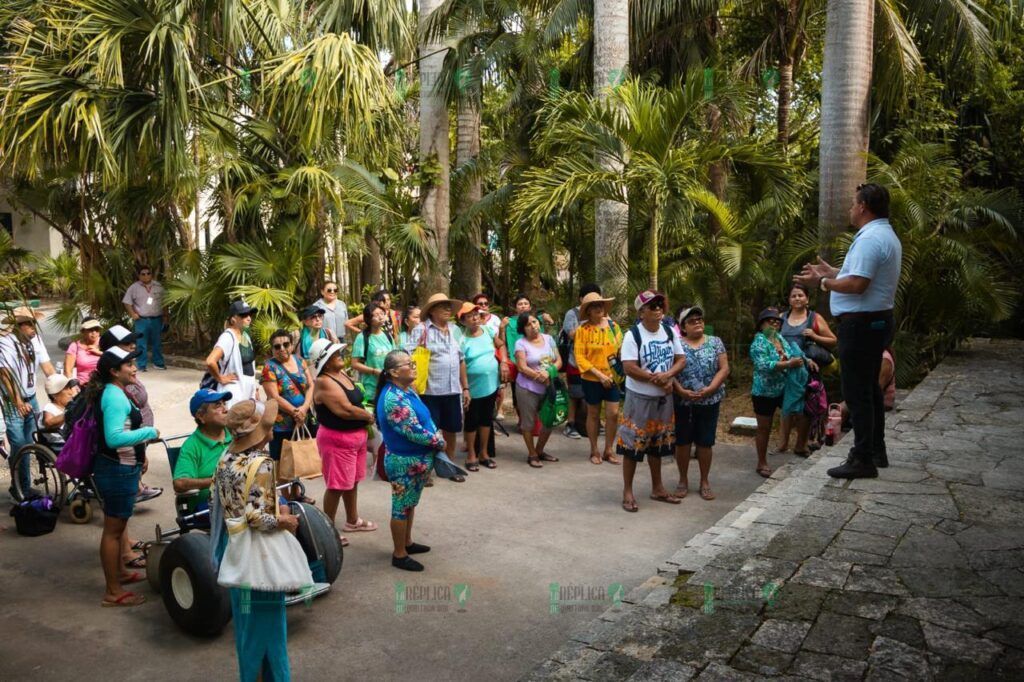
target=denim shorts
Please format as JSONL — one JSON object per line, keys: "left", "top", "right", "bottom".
{"left": 674, "top": 401, "right": 721, "bottom": 448}
{"left": 92, "top": 455, "right": 142, "bottom": 519}
{"left": 581, "top": 379, "right": 622, "bottom": 406}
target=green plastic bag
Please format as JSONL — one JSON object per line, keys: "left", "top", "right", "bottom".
{"left": 539, "top": 367, "right": 569, "bottom": 428}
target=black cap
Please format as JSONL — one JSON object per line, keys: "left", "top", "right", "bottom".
{"left": 100, "top": 324, "right": 141, "bottom": 351}
{"left": 757, "top": 307, "right": 783, "bottom": 325}
{"left": 228, "top": 300, "right": 256, "bottom": 318}
{"left": 96, "top": 346, "right": 142, "bottom": 378}
{"left": 300, "top": 304, "right": 325, "bottom": 320}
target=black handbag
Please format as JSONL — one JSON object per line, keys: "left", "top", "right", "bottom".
{"left": 804, "top": 341, "right": 835, "bottom": 367}
{"left": 10, "top": 497, "right": 59, "bottom": 537}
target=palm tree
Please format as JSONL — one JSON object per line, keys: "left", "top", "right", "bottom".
{"left": 418, "top": 0, "right": 452, "bottom": 296}
{"left": 817, "top": 0, "right": 876, "bottom": 246}
{"left": 513, "top": 78, "right": 798, "bottom": 292}
{"left": 593, "top": 0, "right": 630, "bottom": 296}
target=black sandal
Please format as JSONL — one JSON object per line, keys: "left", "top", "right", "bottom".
{"left": 465, "top": 460, "right": 480, "bottom": 472}
{"left": 538, "top": 452, "right": 559, "bottom": 462}
{"left": 528, "top": 457, "right": 543, "bottom": 468}
{"left": 480, "top": 458, "right": 497, "bottom": 469}
{"left": 448, "top": 475, "right": 466, "bottom": 483}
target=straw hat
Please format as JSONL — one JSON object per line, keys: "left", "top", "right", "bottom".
{"left": 4, "top": 306, "right": 44, "bottom": 325}
{"left": 226, "top": 399, "right": 279, "bottom": 453}
{"left": 579, "top": 292, "right": 615, "bottom": 316}
{"left": 423, "top": 293, "right": 464, "bottom": 318}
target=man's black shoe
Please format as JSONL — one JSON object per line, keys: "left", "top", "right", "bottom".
{"left": 392, "top": 555, "right": 425, "bottom": 572}
{"left": 873, "top": 451, "right": 889, "bottom": 468}
{"left": 827, "top": 453, "right": 878, "bottom": 479}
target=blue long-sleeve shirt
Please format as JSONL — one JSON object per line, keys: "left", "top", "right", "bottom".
{"left": 375, "top": 383, "right": 445, "bottom": 457}
{"left": 101, "top": 383, "right": 157, "bottom": 464}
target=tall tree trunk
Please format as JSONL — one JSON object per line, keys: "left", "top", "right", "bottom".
{"left": 451, "top": 98, "right": 482, "bottom": 298}
{"left": 361, "top": 232, "right": 382, "bottom": 289}
{"left": 418, "top": 0, "right": 451, "bottom": 298}
{"left": 593, "top": 0, "right": 629, "bottom": 298}
{"left": 777, "top": 56, "right": 794, "bottom": 148}
{"left": 818, "top": 0, "right": 875, "bottom": 248}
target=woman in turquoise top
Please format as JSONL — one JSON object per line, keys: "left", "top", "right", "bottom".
{"left": 749, "top": 308, "right": 816, "bottom": 479}
{"left": 351, "top": 301, "right": 396, "bottom": 402}
{"left": 90, "top": 346, "right": 159, "bottom": 607}
{"left": 297, "top": 303, "right": 336, "bottom": 361}
{"left": 375, "top": 350, "right": 446, "bottom": 572}
{"left": 458, "top": 303, "right": 508, "bottom": 471}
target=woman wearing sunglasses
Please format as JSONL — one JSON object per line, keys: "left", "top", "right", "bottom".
{"left": 261, "top": 328, "right": 317, "bottom": 464}
{"left": 314, "top": 280, "right": 349, "bottom": 342}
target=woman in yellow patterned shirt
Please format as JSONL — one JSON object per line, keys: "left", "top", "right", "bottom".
{"left": 573, "top": 292, "right": 623, "bottom": 465}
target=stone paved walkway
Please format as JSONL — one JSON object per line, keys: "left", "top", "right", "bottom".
{"left": 527, "top": 338, "right": 1024, "bottom": 680}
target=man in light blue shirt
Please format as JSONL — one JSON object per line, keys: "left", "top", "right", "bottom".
{"left": 795, "top": 183, "right": 902, "bottom": 480}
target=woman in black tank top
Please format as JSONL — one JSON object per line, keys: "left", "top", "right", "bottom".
{"left": 311, "top": 340, "right": 377, "bottom": 543}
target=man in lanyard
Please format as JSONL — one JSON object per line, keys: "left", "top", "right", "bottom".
{"left": 122, "top": 264, "right": 168, "bottom": 372}
{"left": 0, "top": 306, "right": 56, "bottom": 495}
{"left": 795, "top": 183, "right": 902, "bottom": 479}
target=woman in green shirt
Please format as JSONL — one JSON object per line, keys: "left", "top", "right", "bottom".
{"left": 350, "top": 302, "right": 396, "bottom": 401}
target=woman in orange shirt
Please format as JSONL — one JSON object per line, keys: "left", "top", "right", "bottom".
{"left": 573, "top": 293, "right": 623, "bottom": 465}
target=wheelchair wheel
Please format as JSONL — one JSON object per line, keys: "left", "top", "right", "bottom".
{"left": 291, "top": 502, "right": 343, "bottom": 584}
{"left": 9, "top": 444, "right": 66, "bottom": 508}
{"left": 68, "top": 497, "right": 93, "bottom": 524}
{"left": 159, "top": 533, "right": 232, "bottom": 637}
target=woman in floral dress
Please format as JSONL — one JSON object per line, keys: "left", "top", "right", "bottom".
{"left": 374, "top": 350, "right": 446, "bottom": 572}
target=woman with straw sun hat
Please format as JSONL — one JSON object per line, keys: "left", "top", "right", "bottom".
{"left": 573, "top": 291, "right": 623, "bottom": 465}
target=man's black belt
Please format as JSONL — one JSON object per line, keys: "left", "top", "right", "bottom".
{"left": 835, "top": 310, "right": 893, "bottom": 323}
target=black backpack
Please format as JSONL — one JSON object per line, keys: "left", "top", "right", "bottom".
{"left": 60, "top": 390, "right": 95, "bottom": 440}
{"left": 629, "top": 320, "right": 676, "bottom": 360}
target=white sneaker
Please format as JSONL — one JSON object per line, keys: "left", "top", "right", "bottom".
{"left": 564, "top": 425, "right": 582, "bottom": 439}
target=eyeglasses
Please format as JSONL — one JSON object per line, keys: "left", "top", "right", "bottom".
{"left": 325, "top": 288, "right": 338, "bottom": 293}
{"left": 685, "top": 317, "right": 704, "bottom": 324}
{"left": 394, "top": 361, "right": 415, "bottom": 369}
{"left": 139, "top": 271, "right": 152, "bottom": 276}
{"left": 476, "top": 300, "right": 489, "bottom": 306}
{"left": 272, "top": 342, "right": 292, "bottom": 350}
{"left": 645, "top": 303, "right": 664, "bottom": 311}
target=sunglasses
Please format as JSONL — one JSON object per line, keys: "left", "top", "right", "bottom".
{"left": 273, "top": 341, "right": 292, "bottom": 350}
{"left": 325, "top": 288, "right": 338, "bottom": 293}
{"left": 645, "top": 302, "right": 664, "bottom": 311}
{"left": 476, "top": 300, "right": 489, "bottom": 306}
{"left": 685, "top": 317, "right": 704, "bottom": 324}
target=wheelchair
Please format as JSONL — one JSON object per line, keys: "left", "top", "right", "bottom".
{"left": 145, "top": 436, "right": 343, "bottom": 637}
{"left": 6, "top": 429, "right": 168, "bottom": 524}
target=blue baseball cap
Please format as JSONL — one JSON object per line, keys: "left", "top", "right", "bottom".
{"left": 189, "top": 388, "right": 232, "bottom": 416}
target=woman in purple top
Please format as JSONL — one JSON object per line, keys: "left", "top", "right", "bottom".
{"left": 513, "top": 313, "right": 562, "bottom": 468}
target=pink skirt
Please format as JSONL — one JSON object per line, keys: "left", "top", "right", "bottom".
{"left": 316, "top": 427, "right": 368, "bottom": 491}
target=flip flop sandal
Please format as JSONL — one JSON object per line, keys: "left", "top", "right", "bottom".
{"left": 335, "top": 531, "right": 350, "bottom": 547}
{"left": 465, "top": 461, "right": 480, "bottom": 472}
{"left": 120, "top": 571, "right": 145, "bottom": 585}
{"left": 101, "top": 591, "right": 145, "bottom": 607}
{"left": 130, "top": 541, "right": 151, "bottom": 552}
{"left": 528, "top": 458, "right": 544, "bottom": 468}
{"left": 674, "top": 486, "right": 689, "bottom": 499}
{"left": 649, "top": 493, "right": 682, "bottom": 505}
{"left": 343, "top": 519, "right": 378, "bottom": 532}
{"left": 700, "top": 486, "right": 716, "bottom": 501}
{"left": 124, "top": 555, "right": 147, "bottom": 569}
{"left": 602, "top": 454, "right": 621, "bottom": 465}
{"left": 480, "top": 459, "right": 497, "bottom": 469}
{"left": 590, "top": 455, "right": 603, "bottom": 465}
{"left": 621, "top": 500, "right": 639, "bottom": 513}
{"left": 756, "top": 467, "right": 773, "bottom": 478}
{"left": 538, "top": 453, "right": 559, "bottom": 462}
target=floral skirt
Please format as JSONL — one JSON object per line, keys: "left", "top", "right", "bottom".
{"left": 383, "top": 451, "right": 435, "bottom": 520}
{"left": 615, "top": 389, "right": 675, "bottom": 462}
